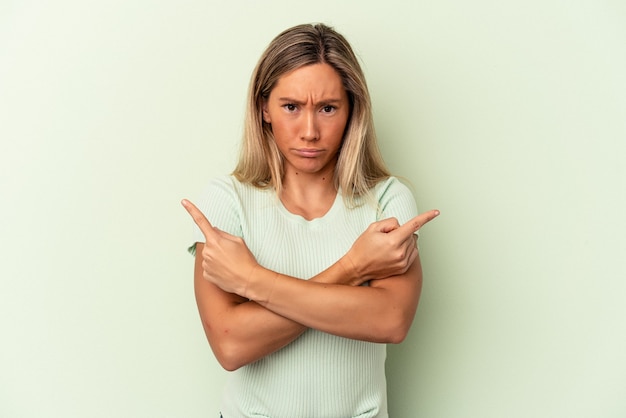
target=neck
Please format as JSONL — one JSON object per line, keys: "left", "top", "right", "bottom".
{"left": 282, "top": 155, "right": 338, "bottom": 192}
{"left": 280, "top": 166, "right": 338, "bottom": 220}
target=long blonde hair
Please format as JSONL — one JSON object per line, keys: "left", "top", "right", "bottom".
{"left": 232, "top": 23, "right": 390, "bottom": 205}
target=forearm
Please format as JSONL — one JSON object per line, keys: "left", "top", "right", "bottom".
{"left": 246, "top": 257, "right": 422, "bottom": 343}
{"left": 202, "top": 296, "right": 306, "bottom": 371}
{"left": 197, "top": 251, "right": 359, "bottom": 370}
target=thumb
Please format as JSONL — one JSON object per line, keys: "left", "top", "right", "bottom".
{"left": 375, "top": 217, "right": 401, "bottom": 233}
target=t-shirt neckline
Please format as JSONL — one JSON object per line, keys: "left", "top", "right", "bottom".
{"left": 276, "top": 191, "right": 342, "bottom": 226}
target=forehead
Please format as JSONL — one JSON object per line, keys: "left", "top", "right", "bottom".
{"left": 270, "top": 63, "right": 347, "bottom": 99}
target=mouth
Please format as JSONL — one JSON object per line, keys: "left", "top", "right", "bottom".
{"left": 293, "top": 148, "right": 324, "bottom": 158}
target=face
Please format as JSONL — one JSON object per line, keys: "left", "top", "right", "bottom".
{"left": 262, "top": 63, "right": 350, "bottom": 179}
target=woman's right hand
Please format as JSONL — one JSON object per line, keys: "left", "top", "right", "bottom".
{"left": 343, "top": 210, "right": 440, "bottom": 285}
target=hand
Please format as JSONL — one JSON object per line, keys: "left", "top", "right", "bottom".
{"left": 345, "top": 210, "right": 440, "bottom": 283}
{"left": 181, "top": 199, "right": 259, "bottom": 296}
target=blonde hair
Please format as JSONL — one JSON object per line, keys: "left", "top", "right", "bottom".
{"left": 232, "top": 23, "right": 390, "bottom": 205}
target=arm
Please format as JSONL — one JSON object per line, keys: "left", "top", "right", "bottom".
{"left": 184, "top": 199, "right": 438, "bottom": 369}
{"left": 193, "top": 246, "right": 301, "bottom": 371}
{"left": 245, "top": 244, "right": 424, "bottom": 343}
{"left": 193, "top": 241, "right": 366, "bottom": 371}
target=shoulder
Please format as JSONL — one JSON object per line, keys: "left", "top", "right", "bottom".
{"left": 372, "top": 176, "right": 418, "bottom": 222}
{"left": 201, "top": 175, "right": 240, "bottom": 195}
{"left": 188, "top": 176, "right": 249, "bottom": 250}
{"left": 197, "top": 175, "right": 276, "bottom": 217}
{"left": 194, "top": 175, "right": 248, "bottom": 227}
{"left": 373, "top": 176, "right": 415, "bottom": 203}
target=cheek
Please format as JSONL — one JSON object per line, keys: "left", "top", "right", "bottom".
{"left": 330, "top": 117, "right": 349, "bottom": 139}
{"left": 270, "top": 119, "right": 287, "bottom": 134}
{"left": 269, "top": 119, "right": 293, "bottom": 144}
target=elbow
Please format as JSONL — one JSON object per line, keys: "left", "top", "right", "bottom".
{"left": 383, "top": 323, "right": 410, "bottom": 344}
{"left": 385, "top": 332, "right": 407, "bottom": 345}
{"left": 201, "top": 322, "right": 249, "bottom": 371}
{"left": 375, "top": 312, "right": 414, "bottom": 344}
{"left": 212, "top": 340, "right": 248, "bottom": 371}
{"left": 215, "top": 350, "right": 242, "bottom": 371}
{"left": 218, "top": 358, "right": 244, "bottom": 372}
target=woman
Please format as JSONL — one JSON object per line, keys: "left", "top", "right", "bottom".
{"left": 182, "top": 23, "right": 439, "bottom": 418}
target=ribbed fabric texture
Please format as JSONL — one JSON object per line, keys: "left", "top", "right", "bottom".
{"left": 189, "top": 176, "right": 418, "bottom": 418}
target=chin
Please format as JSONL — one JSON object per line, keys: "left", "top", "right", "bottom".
{"left": 298, "top": 163, "right": 331, "bottom": 174}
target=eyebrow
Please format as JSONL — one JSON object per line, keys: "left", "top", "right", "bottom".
{"left": 277, "top": 97, "right": 344, "bottom": 105}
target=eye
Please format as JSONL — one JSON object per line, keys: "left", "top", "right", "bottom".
{"left": 321, "top": 105, "right": 336, "bottom": 113}
{"left": 283, "top": 103, "right": 297, "bottom": 112}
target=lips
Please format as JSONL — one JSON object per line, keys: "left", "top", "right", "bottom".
{"left": 293, "top": 148, "right": 324, "bottom": 157}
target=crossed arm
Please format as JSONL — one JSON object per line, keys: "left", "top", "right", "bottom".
{"left": 183, "top": 199, "right": 439, "bottom": 371}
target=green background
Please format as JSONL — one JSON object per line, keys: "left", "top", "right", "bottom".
{"left": 1, "top": 0, "right": 625, "bottom": 416}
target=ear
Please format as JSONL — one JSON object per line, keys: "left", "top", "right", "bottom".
{"left": 262, "top": 100, "right": 271, "bottom": 123}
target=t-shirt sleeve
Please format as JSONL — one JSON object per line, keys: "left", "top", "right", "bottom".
{"left": 375, "top": 177, "right": 419, "bottom": 231}
{"left": 187, "top": 176, "right": 243, "bottom": 256}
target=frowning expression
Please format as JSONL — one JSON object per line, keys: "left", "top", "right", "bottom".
{"left": 262, "top": 63, "right": 350, "bottom": 178}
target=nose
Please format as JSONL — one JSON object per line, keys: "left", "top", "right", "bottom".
{"left": 300, "top": 110, "right": 319, "bottom": 141}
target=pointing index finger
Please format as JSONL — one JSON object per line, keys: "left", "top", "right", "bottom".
{"left": 394, "top": 209, "right": 440, "bottom": 240}
{"left": 181, "top": 199, "right": 217, "bottom": 240}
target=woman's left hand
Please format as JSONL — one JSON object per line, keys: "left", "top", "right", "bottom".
{"left": 182, "top": 199, "right": 259, "bottom": 296}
